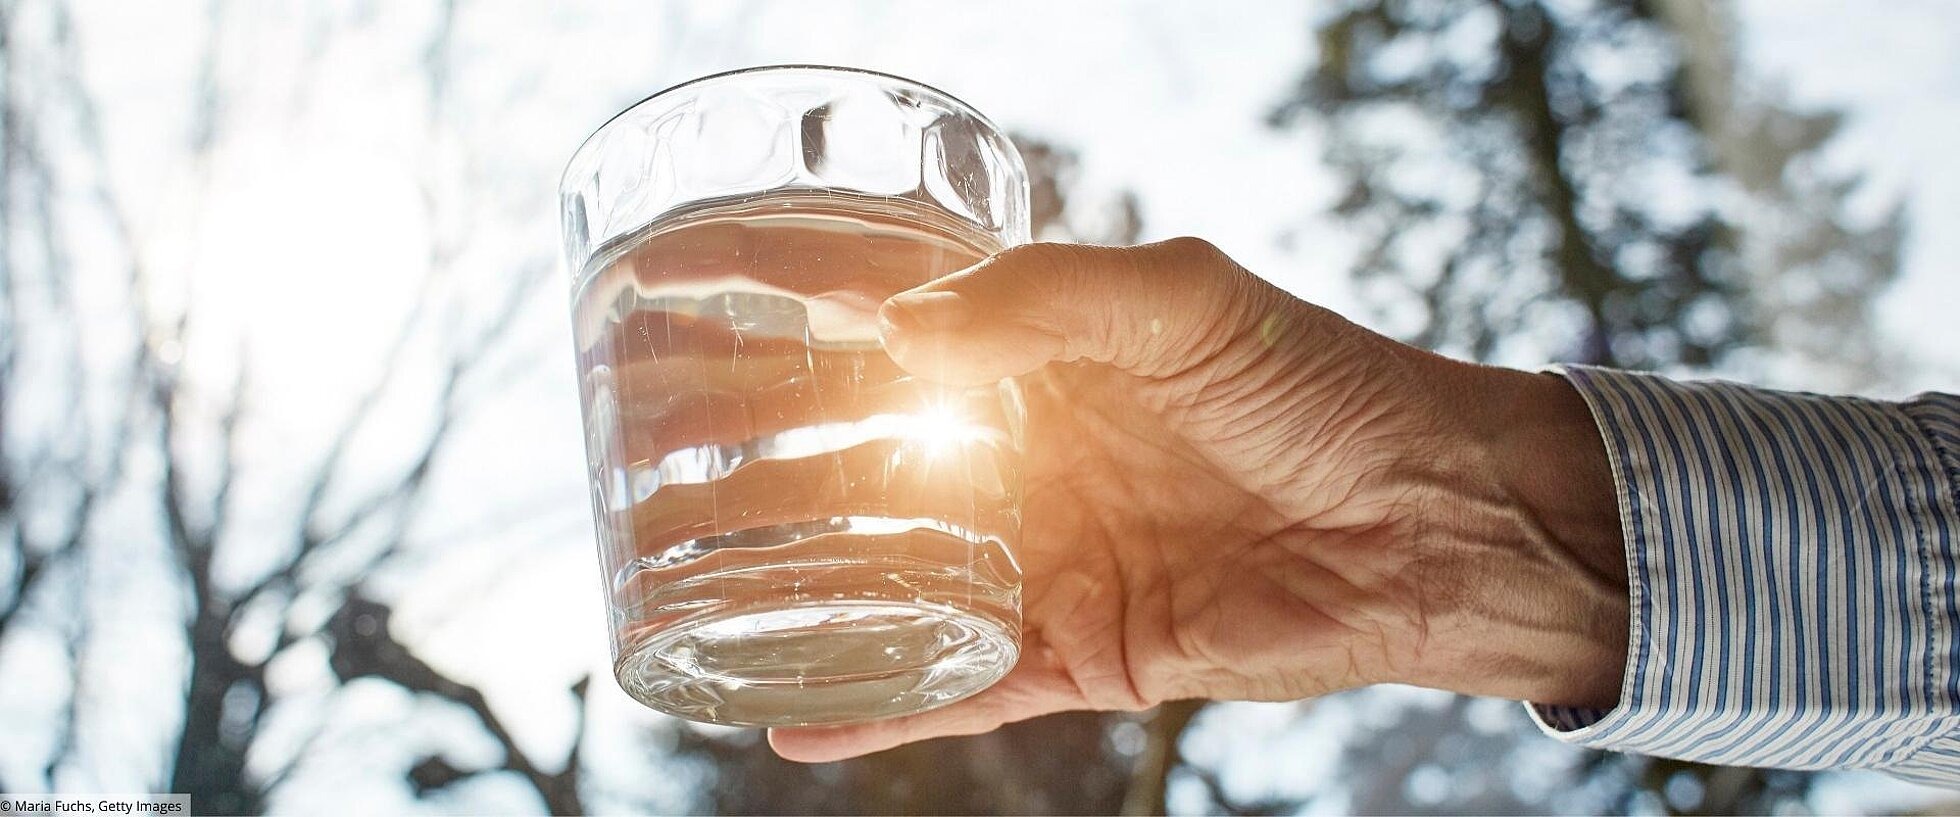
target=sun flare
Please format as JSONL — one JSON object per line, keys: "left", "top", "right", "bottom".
{"left": 910, "top": 399, "right": 980, "bottom": 458}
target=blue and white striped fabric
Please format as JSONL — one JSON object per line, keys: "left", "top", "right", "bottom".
{"left": 1527, "top": 366, "right": 1960, "bottom": 786}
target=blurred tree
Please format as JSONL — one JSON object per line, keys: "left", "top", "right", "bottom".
{"left": 0, "top": 1, "right": 581, "bottom": 813}
{"left": 1271, "top": 0, "right": 1900, "bottom": 382}
{"left": 1, "top": 9, "right": 1177, "bottom": 806}
{"left": 1249, "top": 0, "right": 1904, "bottom": 813}
{"left": 659, "top": 134, "right": 1166, "bottom": 817}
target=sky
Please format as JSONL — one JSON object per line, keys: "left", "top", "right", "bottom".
{"left": 7, "top": 0, "right": 1959, "bottom": 812}
{"left": 1736, "top": 0, "right": 1960, "bottom": 388}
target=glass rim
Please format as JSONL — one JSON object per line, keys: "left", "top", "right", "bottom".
{"left": 559, "top": 64, "right": 1016, "bottom": 196}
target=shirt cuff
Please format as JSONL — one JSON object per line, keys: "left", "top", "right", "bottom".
{"left": 1523, "top": 366, "right": 1960, "bottom": 774}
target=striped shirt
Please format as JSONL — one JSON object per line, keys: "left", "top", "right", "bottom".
{"left": 1527, "top": 366, "right": 1960, "bottom": 785}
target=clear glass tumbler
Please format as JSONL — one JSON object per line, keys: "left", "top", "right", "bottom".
{"left": 559, "top": 66, "right": 1029, "bottom": 726}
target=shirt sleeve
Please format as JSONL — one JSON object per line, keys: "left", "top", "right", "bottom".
{"left": 1525, "top": 365, "right": 1960, "bottom": 786}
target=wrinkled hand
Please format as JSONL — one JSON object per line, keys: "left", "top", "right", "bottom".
{"left": 770, "top": 239, "right": 1629, "bottom": 763}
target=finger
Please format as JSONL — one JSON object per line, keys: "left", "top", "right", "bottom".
{"left": 877, "top": 238, "right": 1272, "bottom": 385}
{"left": 766, "top": 639, "right": 1085, "bottom": 763}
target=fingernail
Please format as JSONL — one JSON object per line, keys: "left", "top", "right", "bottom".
{"left": 881, "top": 291, "right": 971, "bottom": 334}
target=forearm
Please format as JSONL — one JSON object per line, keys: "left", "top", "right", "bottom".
{"left": 1418, "top": 363, "right": 1960, "bottom": 781}
{"left": 1393, "top": 360, "right": 1631, "bottom": 708}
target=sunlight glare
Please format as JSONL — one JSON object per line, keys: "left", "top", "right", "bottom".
{"left": 911, "top": 398, "right": 980, "bottom": 458}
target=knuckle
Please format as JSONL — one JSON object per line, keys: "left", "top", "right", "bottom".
{"left": 1139, "top": 236, "right": 1251, "bottom": 298}
{"left": 1154, "top": 235, "right": 1228, "bottom": 266}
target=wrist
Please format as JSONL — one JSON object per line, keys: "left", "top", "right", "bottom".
{"left": 1397, "top": 361, "right": 1630, "bottom": 708}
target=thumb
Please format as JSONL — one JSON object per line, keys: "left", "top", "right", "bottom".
{"left": 877, "top": 237, "right": 1267, "bottom": 385}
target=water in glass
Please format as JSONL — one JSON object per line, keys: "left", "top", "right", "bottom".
{"left": 573, "top": 189, "right": 1024, "bottom": 726}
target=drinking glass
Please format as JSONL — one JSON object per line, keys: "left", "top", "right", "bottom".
{"left": 559, "top": 66, "right": 1029, "bottom": 726}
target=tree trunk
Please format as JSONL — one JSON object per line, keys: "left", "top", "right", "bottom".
{"left": 168, "top": 607, "right": 262, "bottom": 815}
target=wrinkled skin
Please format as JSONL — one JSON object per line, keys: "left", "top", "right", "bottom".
{"left": 771, "top": 239, "right": 1627, "bottom": 762}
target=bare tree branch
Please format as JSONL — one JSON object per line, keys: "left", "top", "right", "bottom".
{"left": 243, "top": 250, "right": 545, "bottom": 626}
{"left": 9, "top": 0, "right": 585, "bottom": 809}
{"left": 329, "top": 596, "right": 585, "bottom": 815}
{"left": 0, "top": 0, "right": 18, "bottom": 535}
{"left": 1120, "top": 700, "right": 1204, "bottom": 817}
{"left": 1182, "top": 763, "right": 1296, "bottom": 817}
{"left": 41, "top": 553, "right": 93, "bottom": 786}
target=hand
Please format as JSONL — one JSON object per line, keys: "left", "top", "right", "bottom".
{"left": 769, "top": 239, "right": 1630, "bottom": 763}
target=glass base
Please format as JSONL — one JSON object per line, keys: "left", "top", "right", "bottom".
{"left": 615, "top": 600, "right": 1019, "bottom": 727}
